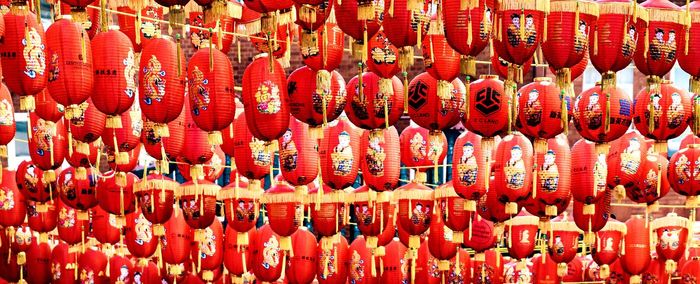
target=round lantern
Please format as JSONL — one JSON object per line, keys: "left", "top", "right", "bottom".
{"left": 107, "top": 144, "right": 141, "bottom": 174}
{"left": 360, "top": 127, "right": 400, "bottom": 192}
{"left": 141, "top": 108, "right": 185, "bottom": 163}
{"left": 334, "top": 0, "right": 382, "bottom": 60}
{"left": 65, "top": 139, "right": 98, "bottom": 175}
{"left": 589, "top": 1, "right": 648, "bottom": 90}
{"left": 491, "top": 50, "right": 534, "bottom": 81}
{"left": 345, "top": 72, "right": 404, "bottom": 130}
{"left": 251, "top": 224, "right": 284, "bottom": 282}
{"left": 300, "top": 21, "right": 344, "bottom": 73}
{"left": 178, "top": 180, "right": 220, "bottom": 230}
{"left": 91, "top": 206, "right": 121, "bottom": 245}
{"left": 134, "top": 174, "right": 179, "bottom": 234}
{"left": 670, "top": 143, "right": 700, "bottom": 206}
{"left": 108, "top": 255, "right": 133, "bottom": 284}
{"left": 45, "top": 18, "right": 94, "bottom": 118}
{"left": 286, "top": 227, "right": 317, "bottom": 284}
{"left": 187, "top": 44, "right": 235, "bottom": 145}
{"left": 633, "top": 0, "right": 683, "bottom": 92}
{"left": 139, "top": 36, "right": 186, "bottom": 136}
{"left": 96, "top": 171, "right": 137, "bottom": 216}
{"left": 309, "top": 184, "right": 347, "bottom": 239}
{"left": 347, "top": 236, "right": 380, "bottom": 283}
{"left": 262, "top": 180, "right": 303, "bottom": 256}
{"left": 66, "top": 99, "right": 104, "bottom": 156}
{"left": 49, "top": 241, "right": 80, "bottom": 284}
{"left": 548, "top": 213, "right": 582, "bottom": 277}
{"left": 179, "top": 97, "right": 215, "bottom": 180}
{"left": 101, "top": 108, "right": 142, "bottom": 167}
{"left": 407, "top": 72, "right": 465, "bottom": 132}
{"left": 232, "top": 112, "right": 272, "bottom": 185}
{"left": 241, "top": 54, "right": 290, "bottom": 141}
{"left": 504, "top": 212, "right": 539, "bottom": 262}
{"left": 382, "top": 0, "right": 429, "bottom": 70}
{"left": 26, "top": 200, "right": 58, "bottom": 235}
{"left": 434, "top": 181, "right": 472, "bottom": 244}
{"left": 478, "top": 178, "right": 518, "bottom": 224}
{"left": 415, "top": 239, "right": 442, "bottom": 284}
{"left": 472, "top": 250, "right": 505, "bottom": 284}
{"left": 442, "top": 0, "right": 494, "bottom": 78}
{"left": 633, "top": 80, "right": 691, "bottom": 153}
{"left": 28, "top": 113, "right": 66, "bottom": 181}
{"left": 620, "top": 215, "right": 651, "bottom": 282}
{"left": 571, "top": 138, "right": 610, "bottom": 206}
{"left": 56, "top": 199, "right": 89, "bottom": 245}
{"left": 1, "top": 10, "right": 47, "bottom": 110}
{"left": 399, "top": 123, "right": 448, "bottom": 175}
{"left": 224, "top": 225, "right": 255, "bottom": 281}
{"left": 125, "top": 208, "right": 158, "bottom": 259}
{"left": 680, "top": 257, "right": 700, "bottom": 283}
{"left": 651, "top": 212, "right": 689, "bottom": 275}
{"left": 427, "top": 212, "right": 459, "bottom": 266}
{"left": 592, "top": 218, "right": 626, "bottom": 279}
{"left": 57, "top": 167, "right": 98, "bottom": 212}
{"left": 176, "top": 146, "right": 225, "bottom": 182}
{"left": 541, "top": 0, "right": 598, "bottom": 95}
{"left": 531, "top": 136, "right": 571, "bottom": 217}
{"left": 493, "top": 132, "right": 534, "bottom": 214}
{"left": 318, "top": 116, "right": 361, "bottom": 189}
{"left": 219, "top": 171, "right": 260, "bottom": 248}
{"left": 316, "top": 234, "right": 349, "bottom": 284}
{"left": 287, "top": 66, "right": 347, "bottom": 133}
{"left": 365, "top": 30, "right": 401, "bottom": 81}
{"left": 348, "top": 186, "right": 392, "bottom": 270}
{"left": 0, "top": 170, "right": 25, "bottom": 232}
{"left": 573, "top": 84, "right": 633, "bottom": 147}
{"left": 15, "top": 160, "right": 57, "bottom": 205}
{"left": 515, "top": 77, "right": 567, "bottom": 140}
{"left": 34, "top": 89, "right": 64, "bottom": 123}
{"left": 573, "top": 191, "right": 612, "bottom": 242}
{"left": 189, "top": 218, "right": 223, "bottom": 277}
{"left": 394, "top": 173, "right": 434, "bottom": 254}
{"left": 91, "top": 29, "right": 137, "bottom": 126}
{"left": 626, "top": 153, "right": 670, "bottom": 205}
{"left": 25, "top": 241, "right": 51, "bottom": 284}
{"left": 116, "top": 5, "right": 163, "bottom": 51}
{"left": 277, "top": 119, "right": 319, "bottom": 187}
{"left": 607, "top": 131, "right": 653, "bottom": 195}
{"left": 294, "top": 0, "right": 333, "bottom": 32}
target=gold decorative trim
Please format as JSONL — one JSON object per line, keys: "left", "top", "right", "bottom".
{"left": 217, "top": 187, "right": 263, "bottom": 200}
{"left": 433, "top": 184, "right": 460, "bottom": 199}
{"left": 392, "top": 188, "right": 434, "bottom": 201}
{"left": 647, "top": 7, "right": 683, "bottom": 24}
{"left": 651, "top": 213, "right": 690, "bottom": 231}
{"left": 549, "top": 0, "right": 599, "bottom": 17}
{"left": 550, "top": 221, "right": 583, "bottom": 233}
{"left": 598, "top": 2, "right": 649, "bottom": 23}
{"left": 262, "top": 192, "right": 302, "bottom": 204}
{"left": 349, "top": 190, "right": 392, "bottom": 203}
{"left": 306, "top": 189, "right": 346, "bottom": 204}
{"left": 134, "top": 178, "right": 179, "bottom": 193}
{"left": 498, "top": 0, "right": 548, "bottom": 13}
{"left": 177, "top": 183, "right": 221, "bottom": 197}
{"left": 601, "top": 220, "right": 627, "bottom": 234}
{"left": 505, "top": 215, "right": 540, "bottom": 226}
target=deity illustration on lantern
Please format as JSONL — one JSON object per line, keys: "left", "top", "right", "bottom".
{"left": 674, "top": 154, "right": 690, "bottom": 185}
{"left": 650, "top": 28, "right": 678, "bottom": 62}
{"left": 52, "top": 263, "right": 62, "bottom": 280}
{"left": 668, "top": 93, "right": 685, "bottom": 129}
{"left": 62, "top": 173, "right": 76, "bottom": 201}
{"left": 553, "top": 235, "right": 565, "bottom": 255}
{"left": 481, "top": 7, "right": 493, "bottom": 40}
{"left": 280, "top": 128, "right": 298, "bottom": 171}
{"left": 182, "top": 199, "right": 201, "bottom": 219}
{"left": 124, "top": 48, "right": 137, "bottom": 98}
{"left": 574, "top": 20, "right": 589, "bottom": 54}
{"left": 507, "top": 14, "right": 537, "bottom": 47}
{"left": 250, "top": 138, "right": 272, "bottom": 166}
{"left": 48, "top": 54, "right": 59, "bottom": 82}
{"left": 622, "top": 25, "right": 638, "bottom": 58}
{"left": 371, "top": 33, "right": 397, "bottom": 65}
{"left": 141, "top": 7, "right": 161, "bottom": 39}
{"left": 0, "top": 99, "right": 12, "bottom": 125}
{"left": 660, "top": 228, "right": 681, "bottom": 250}
{"left": 262, "top": 236, "right": 280, "bottom": 269}
{"left": 200, "top": 227, "right": 216, "bottom": 258}
{"left": 411, "top": 203, "right": 430, "bottom": 225}
{"left": 594, "top": 153, "right": 608, "bottom": 194}
{"left": 34, "top": 119, "right": 54, "bottom": 156}
{"left": 190, "top": 66, "right": 211, "bottom": 116}
{"left": 524, "top": 89, "right": 543, "bottom": 126}
{"left": 80, "top": 269, "right": 94, "bottom": 284}
{"left": 23, "top": 27, "right": 46, "bottom": 79}
{"left": 365, "top": 131, "right": 386, "bottom": 176}
{"left": 603, "top": 237, "right": 614, "bottom": 251}
{"left": 319, "top": 246, "right": 337, "bottom": 280}
{"left": 622, "top": 138, "right": 642, "bottom": 175}
{"left": 584, "top": 93, "right": 603, "bottom": 130}
{"left": 410, "top": 132, "right": 427, "bottom": 162}
{"left": 540, "top": 150, "right": 559, "bottom": 192}
{"left": 331, "top": 131, "right": 354, "bottom": 176}
{"left": 58, "top": 207, "right": 75, "bottom": 228}
{"left": 139, "top": 193, "right": 153, "bottom": 214}
{"left": 643, "top": 169, "right": 659, "bottom": 195}
{"left": 235, "top": 200, "right": 256, "bottom": 222}
{"left": 255, "top": 81, "right": 282, "bottom": 114}
{"left": 349, "top": 250, "right": 365, "bottom": 284}
{"left": 0, "top": 190, "right": 14, "bottom": 210}
{"left": 457, "top": 142, "right": 478, "bottom": 186}
{"left": 356, "top": 205, "right": 372, "bottom": 226}
{"left": 505, "top": 145, "right": 526, "bottom": 189}
{"left": 428, "top": 136, "right": 444, "bottom": 164}
{"left": 142, "top": 55, "right": 166, "bottom": 105}
{"left": 117, "top": 265, "right": 129, "bottom": 283}
{"left": 134, "top": 214, "right": 153, "bottom": 245}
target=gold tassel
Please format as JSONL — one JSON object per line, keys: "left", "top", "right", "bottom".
{"left": 644, "top": 25, "right": 649, "bottom": 59}
{"left": 605, "top": 93, "right": 611, "bottom": 133}
{"left": 594, "top": 25, "right": 598, "bottom": 55}
{"left": 467, "top": 14, "right": 473, "bottom": 46}
{"left": 403, "top": 72, "right": 409, "bottom": 114}
{"left": 136, "top": 12, "right": 141, "bottom": 45}
{"left": 561, "top": 91, "right": 569, "bottom": 134}
{"left": 520, "top": 9, "right": 526, "bottom": 42}
{"left": 694, "top": 94, "right": 700, "bottom": 134}
{"left": 80, "top": 31, "right": 87, "bottom": 64}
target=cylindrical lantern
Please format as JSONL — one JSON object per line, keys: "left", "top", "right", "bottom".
{"left": 141, "top": 108, "right": 185, "bottom": 162}
{"left": 442, "top": 0, "right": 494, "bottom": 78}
{"left": 262, "top": 180, "right": 303, "bottom": 255}
{"left": 434, "top": 181, "right": 472, "bottom": 244}
{"left": 223, "top": 225, "right": 255, "bottom": 281}
{"left": 251, "top": 224, "right": 284, "bottom": 282}
{"left": 493, "top": 132, "right": 534, "bottom": 214}
{"left": 134, "top": 174, "right": 179, "bottom": 234}
{"left": 124, "top": 208, "right": 158, "bottom": 258}
{"left": 316, "top": 234, "right": 349, "bottom": 284}
{"left": 232, "top": 112, "right": 272, "bottom": 185}
{"left": 532, "top": 136, "right": 571, "bottom": 217}
{"left": 286, "top": 227, "right": 317, "bottom": 284}
{"left": 592, "top": 218, "right": 626, "bottom": 279}
{"left": 451, "top": 130, "right": 490, "bottom": 208}
{"left": 407, "top": 72, "right": 464, "bottom": 132}
{"left": 632, "top": 80, "right": 691, "bottom": 153}
{"left": 318, "top": 116, "right": 362, "bottom": 189}
{"left": 28, "top": 113, "right": 66, "bottom": 181}
{"left": 162, "top": 207, "right": 193, "bottom": 266}
{"left": 96, "top": 171, "right": 137, "bottom": 216}
{"left": 515, "top": 77, "right": 567, "bottom": 140}
{"left": 382, "top": 0, "right": 429, "bottom": 70}
{"left": 219, "top": 171, "right": 260, "bottom": 248}
{"left": 91, "top": 29, "right": 137, "bottom": 125}
{"left": 190, "top": 218, "right": 224, "bottom": 275}
{"left": 177, "top": 180, "right": 220, "bottom": 230}
{"left": 360, "top": 127, "right": 400, "bottom": 192}
{"left": 278, "top": 118, "right": 319, "bottom": 187}
{"left": 620, "top": 215, "right": 651, "bottom": 282}
{"left": 334, "top": 0, "right": 382, "bottom": 60}
{"left": 548, "top": 213, "right": 582, "bottom": 277}
{"left": 345, "top": 72, "right": 404, "bottom": 130}
{"left": 571, "top": 138, "right": 609, "bottom": 205}
{"left": 651, "top": 212, "right": 689, "bottom": 274}
{"left": 241, "top": 54, "right": 290, "bottom": 141}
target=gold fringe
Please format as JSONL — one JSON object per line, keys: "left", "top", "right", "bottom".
{"left": 549, "top": 0, "right": 599, "bottom": 17}
{"left": 598, "top": 1, "right": 649, "bottom": 23}
{"left": 647, "top": 7, "right": 683, "bottom": 24}
{"left": 134, "top": 178, "right": 179, "bottom": 193}
{"left": 177, "top": 183, "right": 220, "bottom": 197}
{"left": 262, "top": 192, "right": 302, "bottom": 204}
{"left": 498, "top": 0, "right": 548, "bottom": 13}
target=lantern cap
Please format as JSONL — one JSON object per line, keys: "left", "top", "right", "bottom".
{"left": 601, "top": 219, "right": 628, "bottom": 234}
{"left": 434, "top": 181, "right": 460, "bottom": 199}
{"left": 504, "top": 215, "right": 540, "bottom": 227}
{"left": 599, "top": 1, "right": 649, "bottom": 23}
{"left": 651, "top": 212, "right": 690, "bottom": 231}
{"left": 550, "top": 0, "right": 600, "bottom": 17}
{"left": 348, "top": 187, "right": 392, "bottom": 203}
{"left": 393, "top": 182, "right": 434, "bottom": 202}
{"left": 499, "top": 0, "right": 549, "bottom": 12}
{"left": 134, "top": 175, "right": 179, "bottom": 193}
{"left": 177, "top": 181, "right": 221, "bottom": 197}
{"left": 644, "top": 3, "right": 684, "bottom": 24}
{"left": 262, "top": 190, "right": 303, "bottom": 204}
{"left": 306, "top": 186, "right": 347, "bottom": 204}
{"left": 533, "top": 77, "right": 553, "bottom": 83}
{"left": 217, "top": 185, "right": 263, "bottom": 200}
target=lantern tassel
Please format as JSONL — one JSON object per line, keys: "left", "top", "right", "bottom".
{"left": 605, "top": 93, "right": 611, "bottom": 133}
{"left": 694, "top": 94, "right": 700, "bottom": 134}
{"left": 403, "top": 72, "right": 409, "bottom": 114}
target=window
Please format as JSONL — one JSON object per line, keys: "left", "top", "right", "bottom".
{"left": 8, "top": 113, "right": 29, "bottom": 169}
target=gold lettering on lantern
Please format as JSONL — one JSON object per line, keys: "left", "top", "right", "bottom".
{"left": 255, "top": 81, "right": 282, "bottom": 114}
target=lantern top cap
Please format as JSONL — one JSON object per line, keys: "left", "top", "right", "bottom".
{"left": 651, "top": 212, "right": 690, "bottom": 230}
{"left": 534, "top": 77, "right": 553, "bottom": 82}
{"left": 480, "top": 75, "right": 500, "bottom": 80}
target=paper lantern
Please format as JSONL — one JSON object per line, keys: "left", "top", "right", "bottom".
{"left": 334, "top": 0, "right": 382, "bottom": 60}
{"left": 380, "top": 239, "right": 410, "bottom": 284}
{"left": 50, "top": 242, "right": 80, "bottom": 284}
{"left": 415, "top": 242, "right": 442, "bottom": 284}
{"left": 300, "top": 21, "right": 344, "bottom": 72}
{"left": 34, "top": 89, "right": 64, "bottom": 122}
{"left": 0, "top": 170, "right": 25, "bottom": 229}
{"left": 365, "top": 30, "right": 401, "bottom": 80}
{"left": 134, "top": 174, "right": 179, "bottom": 232}
{"left": 573, "top": 191, "right": 612, "bottom": 239}
{"left": 573, "top": 84, "right": 633, "bottom": 146}
{"left": 447, "top": 249, "right": 471, "bottom": 284}
{"left": 591, "top": 219, "right": 626, "bottom": 279}
{"left": 349, "top": 185, "right": 392, "bottom": 242}
{"left": 15, "top": 160, "right": 57, "bottom": 204}
{"left": 316, "top": 234, "right": 349, "bottom": 284}
{"left": 626, "top": 153, "right": 670, "bottom": 204}
{"left": 101, "top": 109, "right": 142, "bottom": 158}
{"left": 318, "top": 116, "right": 361, "bottom": 189}
{"left": 463, "top": 75, "right": 509, "bottom": 155}
{"left": 294, "top": 0, "right": 332, "bottom": 32}
{"left": 65, "top": 140, "right": 97, "bottom": 172}
{"left": 679, "top": 1, "right": 700, "bottom": 95}
{"left": 422, "top": 20, "right": 461, "bottom": 93}
{"left": 451, "top": 130, "right": 488, "bottom": 207}
{"left": 345, "top": 72, "right": 404, "bottom": 130}
{"left": 66, "top": 99, "right": 104, "bottom": 155}
{"left": 308, "top": 184, "right": 346, "bottom": 237}
{"left": 547, "top": 213, "right": 582, "bottom": 277}
{"left": 250, "top": 23, "right": 291, "bottom": 63}
{"left": 570, "top": 138, "right": 610, "bottom": 206}
{"left": 1, "top": 11, "right": 47, "bottom": 110}
{"left": 360, "top": 127, "right": 400, "bottom": 192}
{"left": 399, "top": 123, "right": 447, "bottom": 173}
{"left": 178, "top": 180, "right": 220, "bottom": 230}
{"left": 607, "top": 131, "right": 652, "bottom": 194}
{"left": 232, "top": 112, "right": 272, "bottom": 183}
{"left": 408, "top": 72, "right": 464, "bottom": 132}
{"left": 223, "top": 226, "right": 255, "bottom": 280}
{"left": 491, "top": 51, "right": 533, "bottom": 81}
{"left": 493, "top": 132, "right": 534, "bottom": 214}
{"left": 472, "top": 250, "right": 505, "bottom": 284}
{"left": 57, "top": 167, "right": 97, "bottom": 211}
{"left": 26, "top": 200, "right": 57, "bottom": 234}
{"left": 125, "top": 209, "right": 158, "bottom": 258}
{"left": 141, "top": 108, "right": 185, "bottom": 162}
{"left": 589, "top": 0, "right": 648, "bottom": 90}
{"left": 515, "top": 77, "right": 567, "bottom": 141}
{"left": 680, "top": 257, "right": 700, "bottom": 283}
{"left": 523, "top": 188, "right": 571, "bottom": 220}
{"left": 633, "top": 0, "right": 683, "bottom": 90}
{"left": 139, "top": 37, "right": 186, "bottom": 134}
{"left": 91, "top": 206, "right": 121, "bottom": 246}
{"left": 394, "top": 175, "right": 433, "bottom": 252}
{"left": 286, "top": 228, "right": 317, "bottom": 284}
{"left": 116, "top": 5, "right": 163, "bottom": 51}
{"left": 478, "top": 177, "right": 519, "bottom": 224}
{"left": 541, "top": 0, "right": 598, "bottom": 95}
{"left": 56, "top": 199, "right": 89, "bottom": 245}
{"left": 427, "top": 212, "right": 458, "bottom": 262}
{"left": 670, "top": 143, "right": 700, "bottom": 205}
{"left": 287, "top": 66, "right": 347, "bottom": 132}
{"left": 633, "top": 80, "right": 691, "bottom": 153}
{"left": 620, "top": 215, "right": 651, "bottom": 282}
{"left": 262, "top": 180, "right": 302, "bottom": 255}
{"left": 28, "top": 113, "right": 66, "bottom": 180}
{"left": 179, "top": 100, "right": 215, "bottom": 179}
{"left": 504, "top": 212, "right": 538, "bottom": 261}
{"left": 241, "top": 54, "right": 290, "bottom": 141}
{"left": 187, "top": 45, "right": 235, "bottom": 145}
{"left": 0, "top": 84, "right": 14, "bottom": 167}
{"left": 652, "top": 213, "right": 689, "bottom": 274}
{"left": 532, "top": 136, "right": 571, "bottom": 217}
{"left": 442, "top": 0, "right": 494, "bottom": 78}
{"left": 176, "top": 146, "right": 225, "bottom": 182}
{"left": 161, "top": 207, "right": 193, "bottom": 267}
{"left": 25, "top": 241, "right": 51, "bottom": 284}
{"left": 77, "top": 248, "right": 108, "bottom": 284}
{"left": 219, "top": 171, "right": 260, "bottom": 244}
{"left": 347, "top": 236, "right": 380, "bottom": 283}
{"left": 434, "top": 181, "right": 471, "bottom": 244}
{"left": 91, "top": 29, "right": 138, "bottom": 125}
{"left": 382, "top": 0, "right": 429, "bottom": 70}
{"left": 189, "top": 218, "right": 223, "bottom": 274}
{"left": 96, "top": 171, "right": 137, "bottom": 216}
{"left": 251, "top": 224, "right": 284, "bottom": 282}
{"left": 462, "top": 216, "right": 497, "bottom": 255}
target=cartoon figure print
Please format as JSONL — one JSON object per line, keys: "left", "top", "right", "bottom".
{"left": 0, "top": 189, "right": 14, "bottom": 210}
{"left": 504, "top": 145, "right": 526, "bottom": 189}
{"left": 279, "top": 128, "right": 298, "bottom": 172}
{"left": 524, "top": 89, "right": 542, "bottom": 126}
{"left": 142, "top": 55, "right": 166, "bottom": 105}
{"left": 649, "top": 28, "right": 678, "bottom": 62}
{"left": 457, "top": 142, "right": 478, "bottom": 187}
{"left": 331, "top": 131, "right": 354, "bottom": 176}
{"left": 660, "top": 228, "right": 681, "bottom": 250}
{"left": 365, "top": 131, "right": 386, "bottom": 176}
{"left": 23, "top": 27, "right": 46, "bottom": 79}
{"left": 411, "top": 203, "right": 430, "bottom": 226}
{"left": 668, "top": 93, "right": 685, "bottom": 129}
{"left": 235, "top": 200, "right": 256, "bottom": 222}
{"left": 0, "top": 99, "right": 13, "bottom": 126}
{"left": 622, "top": 25, "right": 638, "bottom": 58}
{"left": 539, "top": 150, "right": 559, "bottom": 192}
{"left": 349, "top": 250, "right": 365, "bottom": 284}
{"left": 574, "top": 20, "right": 589, "bottom": 54}
{"left": 621, "top": 137, "right": 642, "bottom": 175}
{"left": 189, "top": 66, "right": 210, "bottom": 116}
{"left": 262, "top": 236, "right": 280, "bottom": 269}
{"left": 134, "top": 213, "right": 153, "bottom": 245}
{"left": 199, "top": 227, "right": 216, "bottom": 258}
{"left": 410, "top": 132, "right": 427, "bottom": 162}
{"left": 585, "top": 93, "right": 603, "bottom": 130}
{"left": 33, "top": 119, "right": 54, "bottom": 156}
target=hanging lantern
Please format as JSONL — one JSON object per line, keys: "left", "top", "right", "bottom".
{"left": 620, "top": 215, "right": 651, "bottom": 283}
{"left": 176, "top": 146, "right": 225, "bottom": 182}
{"left": 26, "top": 200, "right": 58, "bottom": 236}
{"left": 382, "top": 0, "right": 429, "bottom": 70}
{"left": 669, "top": 143, "right": 700, "bottom": 206}
{"left": 91, "top": 29, "right": 138, "bottom": 127}
{"left": 493, "top": 132, "right": 534, "bottom": 214}
{"left": 394, "top": 174, "right": 433, "bottom": 283}
{"left": 427, "top": 212, "right": 459, "bottom": 266}
{"left": 67, "top": 99, "right": 104, "bottom": 156}
{"left": 101, "top": 107, "right": 142, "bottom": 164}
{"left": 45, "top": 18, "right": 94, "bottom": 121}
{"left": 591, "top": 218, "right": 626, "bottom": 279}
{"left": 277, "top": 118, "right": 319, "bottom": 188}
{"left": 116, "top": 5, "right": 163, "bottom": 51}
{"left": 316, "top": 234, "right": 349, "bottom": 284}
{"left": 232, "top": 112, "right": 271, "bottom": 187}
{"left": 0, "top": 170, "right": 26, "bottom": 237}
{"left": 139, "top": 36, "right": 186, "bottom": 137}
{"left": 152, "top": 0, "right": 190, "bottom": 34}
{"left": 219, "top": 170, "right": 260, "bottom": 247}
{"left": 365, "top": 30, "right": 401, "bottom": 84}
{"left": 0, "top": 84, "right": 14, "bottom": 178}
{"left": 348, "top": 185, "right": 391, "bottom": 277}
{"left": 434, "top": 181, "right": 471, "bottom": 244}
{"left": 241, "top": 54, "right": 290, "bottom": 141}
{"left": 1, "top": 10, "right": 47, "bottom": 111}
{"left": 250, "top": 23, "right": 292, "bottom": 67}
{"left": 571, "top": 138, "right": 611, "bottom": 205}
{"left": 96, "top": 171, "right": 137, "bottom": 217}
{"left": 447, "top": 248, "right": 471, "bottom": 284}
{"left": 262, "top": 180, "right": 303, "bottom": 258}
{"left": 541, "top": 0, "right": 598, "bottom": 96}
{"left": 547, "top": 213, "right": 582, "bottom": 277}
{"left": 380, "top": 239, "right": 411, "bottom": 284}
{"left": 132, "top": 260, "right": 161, "bottom": 283}
{"left": 251, "top": 224, "right": 284, "bottom": 282}
{"left": 65, "top": 139, "right": 98, "bottom": 176}
{"left": 491, "top": 51, "right": 533, "bottom": 81}
{"left": 626, "top": 153, "right": 670, "bottom": 205}
{"left": 651, "top": 212, "right": 689, "bottom": 275}
{"left": 408, "top": 72, "right": 465, "bottom": 132}
{"left": 634, "top": 0, "right": 683, "bottom": 93}
{"left": 141, "top": 108, "right": 185, "bottom": 163}
{"left": 308, "top": 184, "right": 346, "bottom": 238}
{"left": 334, "top": 0, "right": 383, "bottom": 61}
{"left": 179, "top": 97, "right": 215, "bottom": 180}
{"left": 178, "top": 180, "right": 220, "bottom": 231}
{"left": 633, "top": 80, "right": 691, "bottom": 153}
{"left": 415, "top": 237, "right": 444, "bottom": 284}
{"left": 243, "top": 0, "right": 294, "bottom": 33}
{"left": 25, "top": 241, "right": 51, "bottom": 284}
{"left": 504, "top": 211, "right": 539, "bottom": 262}
{"left": 530, "top": 136, "right": 571, "bottom": 217}
{"left": 347, "top": 236, "right": 380, "bottom": 283}
{"left": 472, "top": 249, "right": 505, "bottom": 284}
{"left": 523, "top": 187, "right": 571, "bottom": 220}
{"left": 479, "top": 177, "right": 519, "bottom": 227}
{"left": 34, "top": 89, "right": 64, "bottom": 123}
{"left": 680, "top": 0, "right": 700, "bottom": 96}
{"left": 286, "top": 228, "right": 318, "bottom": 284}
{"left": 77, "top": 248, "right": 108, "bottom": 284}
{"left": 318, "top": 116, "right": 362, "bottom": 189}
{"left": 531, "top": 254, "right": 559, "bottom": 283}
{"left": 15, "top": 160, "right": 58, "bottom": 204}
{"left": 189, "top": 218, "right": 223, "bottom": 277}
{"left": 360, "top": 127, "right": 400, "bottom": 192}
{"left": 134, "top": 174, "right": 179, "bottom": 234}
{"left": 680, "top": 257, "right": 700, "bottom": 283}
{"left": 91, "top": 206, "right": 121, "bottom": 245}
{"left": 345, "top": 72, "right": 404, "bottom": 130}
{"left": 442, "top": 0, "right": 495, "bottom": 79}
{"left": 294, "top": 0, "right": 333, "bottom": 32}
{"left": 161, "top": 206, "right": 193, "bottom": 268}
{"left": 399, "top": 123, "right": 448, "bottom": 175}
{"left": 451, "top": 130, "right": 490, "bottom": 210}
{"left": 56, "top": 199, "right": 89, "bottom": 246}
{"left": 287, "top": 66, "right": 347, "bottom": 135}
{"left": 572, "top": 83, "right": 633, "bottom": 152}
{"left": 573, "top": 191, "right": 612, "bottom": 243}
{"left": 515, "top": 77, "right": 567, "bottom": 142}
{"left": 300, "top": 21, "right": 344, "bottom": 73}
{"left": 223, "top": 225, "right": 255, "bottom": 282}
{"left": 124, "top": 208, "right": 159, "bottom": 258}
{"left": 606, "top": 131, "right": 652, "bottom": 197}
{"left": 28, "top": 113, "right": 66, "bottom": 182}
{"left": 50, "top": 242, "right": 80, "bottom": 284}
{"left": 422, "top": 19, "right": 462, "bottom": 105}
{"left": 106, "top": 145, "right": 141, "bottom": 175}
{"left": 57, "top": 167, "right": 98, "bottom": 212}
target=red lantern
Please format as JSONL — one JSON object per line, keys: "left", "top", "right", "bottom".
{"left": 1, "top": 11, "right": 47, "bottom": 110}
{"left": 125, "top": 208, "right": 158, "bottom": 258}
{"left": 241, "top": 54, "right": 290, "bottom": 141}
{"left": 96, "top": 171, "right": 137, "bottom": 216}
{"left": 382, "top": 0, "right": 429, "bottom": 70}
{"left": 219, "top": 170, "right": 260, "bottom": 243}
{"left": 334, "top": 0, "right": 382, "bottom": 60}
{"left": 359, "top": 127, "right": 400, "bottom": 192}
{"left": 28, "top": 113, "right": 66, "bottom": 180}
{"left": 45, "top": 19, "right": 93, "bottom": 117}
{"left": 67, "top": 99, "right": 104, "bottom": 153}
{"left": 493, "top": 132, "right": 534, "bottom": 214}
{"left": 176, "top": 146, "right": 225, "bottom": 182}
{"left": 318, "top": 116, "right": 361, "bottom": 189}
{"left": 680, "top": 257, "right": 700, "bottom": 283}
{"left": 25, "top": 241, "right": 51, "bottom": 284}
{"left": 571, "top": 138, "right": 609, "bottom": 205}
{"left": 365, "top": 30, "right": 401, "bottom": 80}
{"left": 434, "top": 181, "right": 471, "bottom": 244}
{"left": 262, "top": 180, "right": 302, "bottom": 256}
{"left": 294, "top": 0, "right": 333, "bottom": 32}
{"left": 345, "top": 72, "right": 404, "bottom": 130}
{"left": 349, "top": 185, "right": 392, "bottom": 246}
{"left": 0, "top": 170, "right": 25, "bottom": 230}
{"left": 91, "top": 29, "right": 138, "bottom": 125}
{"left": 591, "top": 218, "right": 626, "bottom": 279}
{"left": 447, "top": 248, "right": 471, "bottom": 284}
{"left": 573, "top": 191, "right": 612, "bottom": 240}
{"left": 300, "top": 21, "right": 344, "bottom": 72}
{"left": 620, "top": 215, "right": 651, "bottom": 282}
{"left": 479, "top": 177, "right": 520, "bottom": 224}
{"left": 463, "top": 75, "right": 509, "bottom": 173}
{"left": 26, "top": 200, "right": 58, "bottom": 234}
{"left": 504, "top": 212, "right": 539, "bottom": 261}
{"left": 532, "top": 136, "right": 571, "bottom": 217}
{"left": 141, "top": 108, "right": 185, "bottom": 162}
{"left": 607, "top": 131, "right": 653, "bottom": 194}
{"left": 187, "top": 44, "right": 235, "bottom": 145}
{"left": 15, "top": 160, "right": 57, "bottom": 204}
{"left": 134, "top": 174, "right": 179, "bottom": 233}
{"left": 56, "top": 199, "right": 89, "bottom": 245}
{"left": 161, "top": 207, "right": 193, "bottom": 266}
{"left": 408, "top": 72, "right": 465, "bottom": 132}
{"left": 285, "top": 228, "right": 317, "bottom": 284}
{"left": 347, "top": 236, "right": 380, "bottom": 283}
{"left": 523, "top": 189, "right": 571, "bottom": 220}
{"left": 101, "top": 108, "right": 141, "bottom": 157}
{"left": 251, "top": 224, "right": 284, "bottom": 282}
{"left": 547, "top": 213, "right": 582, "bottom": 277}
{"left": 139, "top": 37, "right": 186, "bottom": 134}
{"left": 316, "top": 234, "right": 349, "bottom": 284}
{"left": 178, "top": 180, "right": 219, "bottom": 230}
{"left": 415, "top": 242, "right": 442, "bottom": 284}
{"left": 50, "top": 242, "right": 80, "bottom": 284}
{"left": 232, "top": 112, "right": 272, "bottom": 184}
{"left": 680, "top": 0, "right": 700, "bottom": 94}
{"left": 428, "top": 212, "right": 458, "bottom": 263}
{"left": 626, "top": 153, "right": 670, "bottom": 204}
{"left": 287, "top": 66, "right": 347, "bottom": 131}
{"left": 34, "top": 89, "right": 64, "bottom": 123}
{"left": 634, "top": 0, "right": 683, "bottom": 90}
{"left": 0, "top": 84, "right": 14, "bottom": 167}
{"left": 451, "top": 130, "right": 488, "bottom": 206}
{"left": 91, "top": 206, "right": 121, "bottom": 245}
{"left": 106, "top": 144, "right": 141, "bottom": 174}
{"left": 422, "top": 21, "right": 461, "bottom": 92}
{"left": 531, "top": 254, "right": 560, "bottom": 283}
{"left": 57, "top": 167, "right": 98, "bottom": 211}
{"left": 380, "top": 239, "right": 410, "bottom": 284}
{"left": 573, "top": 84, "right": 633, "bottom": 145}
{"left": 651, "top": 213, "right": 689, "bottom": 275}
{"left": 515, "top": 77, "right": 567, "bottom": 140}
{"left": 309, "top": 184, "right": 346, "bottom": 238}
{"left": 223, "top": 226, "right": 255, "bottom": 280}
{"left": 394, "top": 175, "right": 433, "bottom": 253}
{"left": 65, "top": 139, "right": 98, "bottom": 172}
{"left": 399, "top": 123, "right": 448, "bottom": 173}
{"left": 633, "top": 80, "right": 691, "bottom": 153}
{"left": 541, "top": 0, "right": 598, "bottom": 95}
{"left": 250, "top": 23, "right": 291, "bottom": 63}
{"left": 669, "top": 144, "right": 700, "bottom": 205}
{"left": 278, "top": 119, "right": 319, "bottom": 187}
{"left": 472, "top": 250, "right": 505, "bottom": 284}
{"left": 190, "top": 218, "right": 224, "bottom": 275}
{"left": 490, "top": 51, "right": 533, "bottom": 81}
{"left": 116, "top": 5, "right": 163, "bottom": 51}
{"left": 443, "top": 0, "right": 494, "bottom": 78}
{"left": 77, "top": 248, "right": 108, "bottom": 284}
